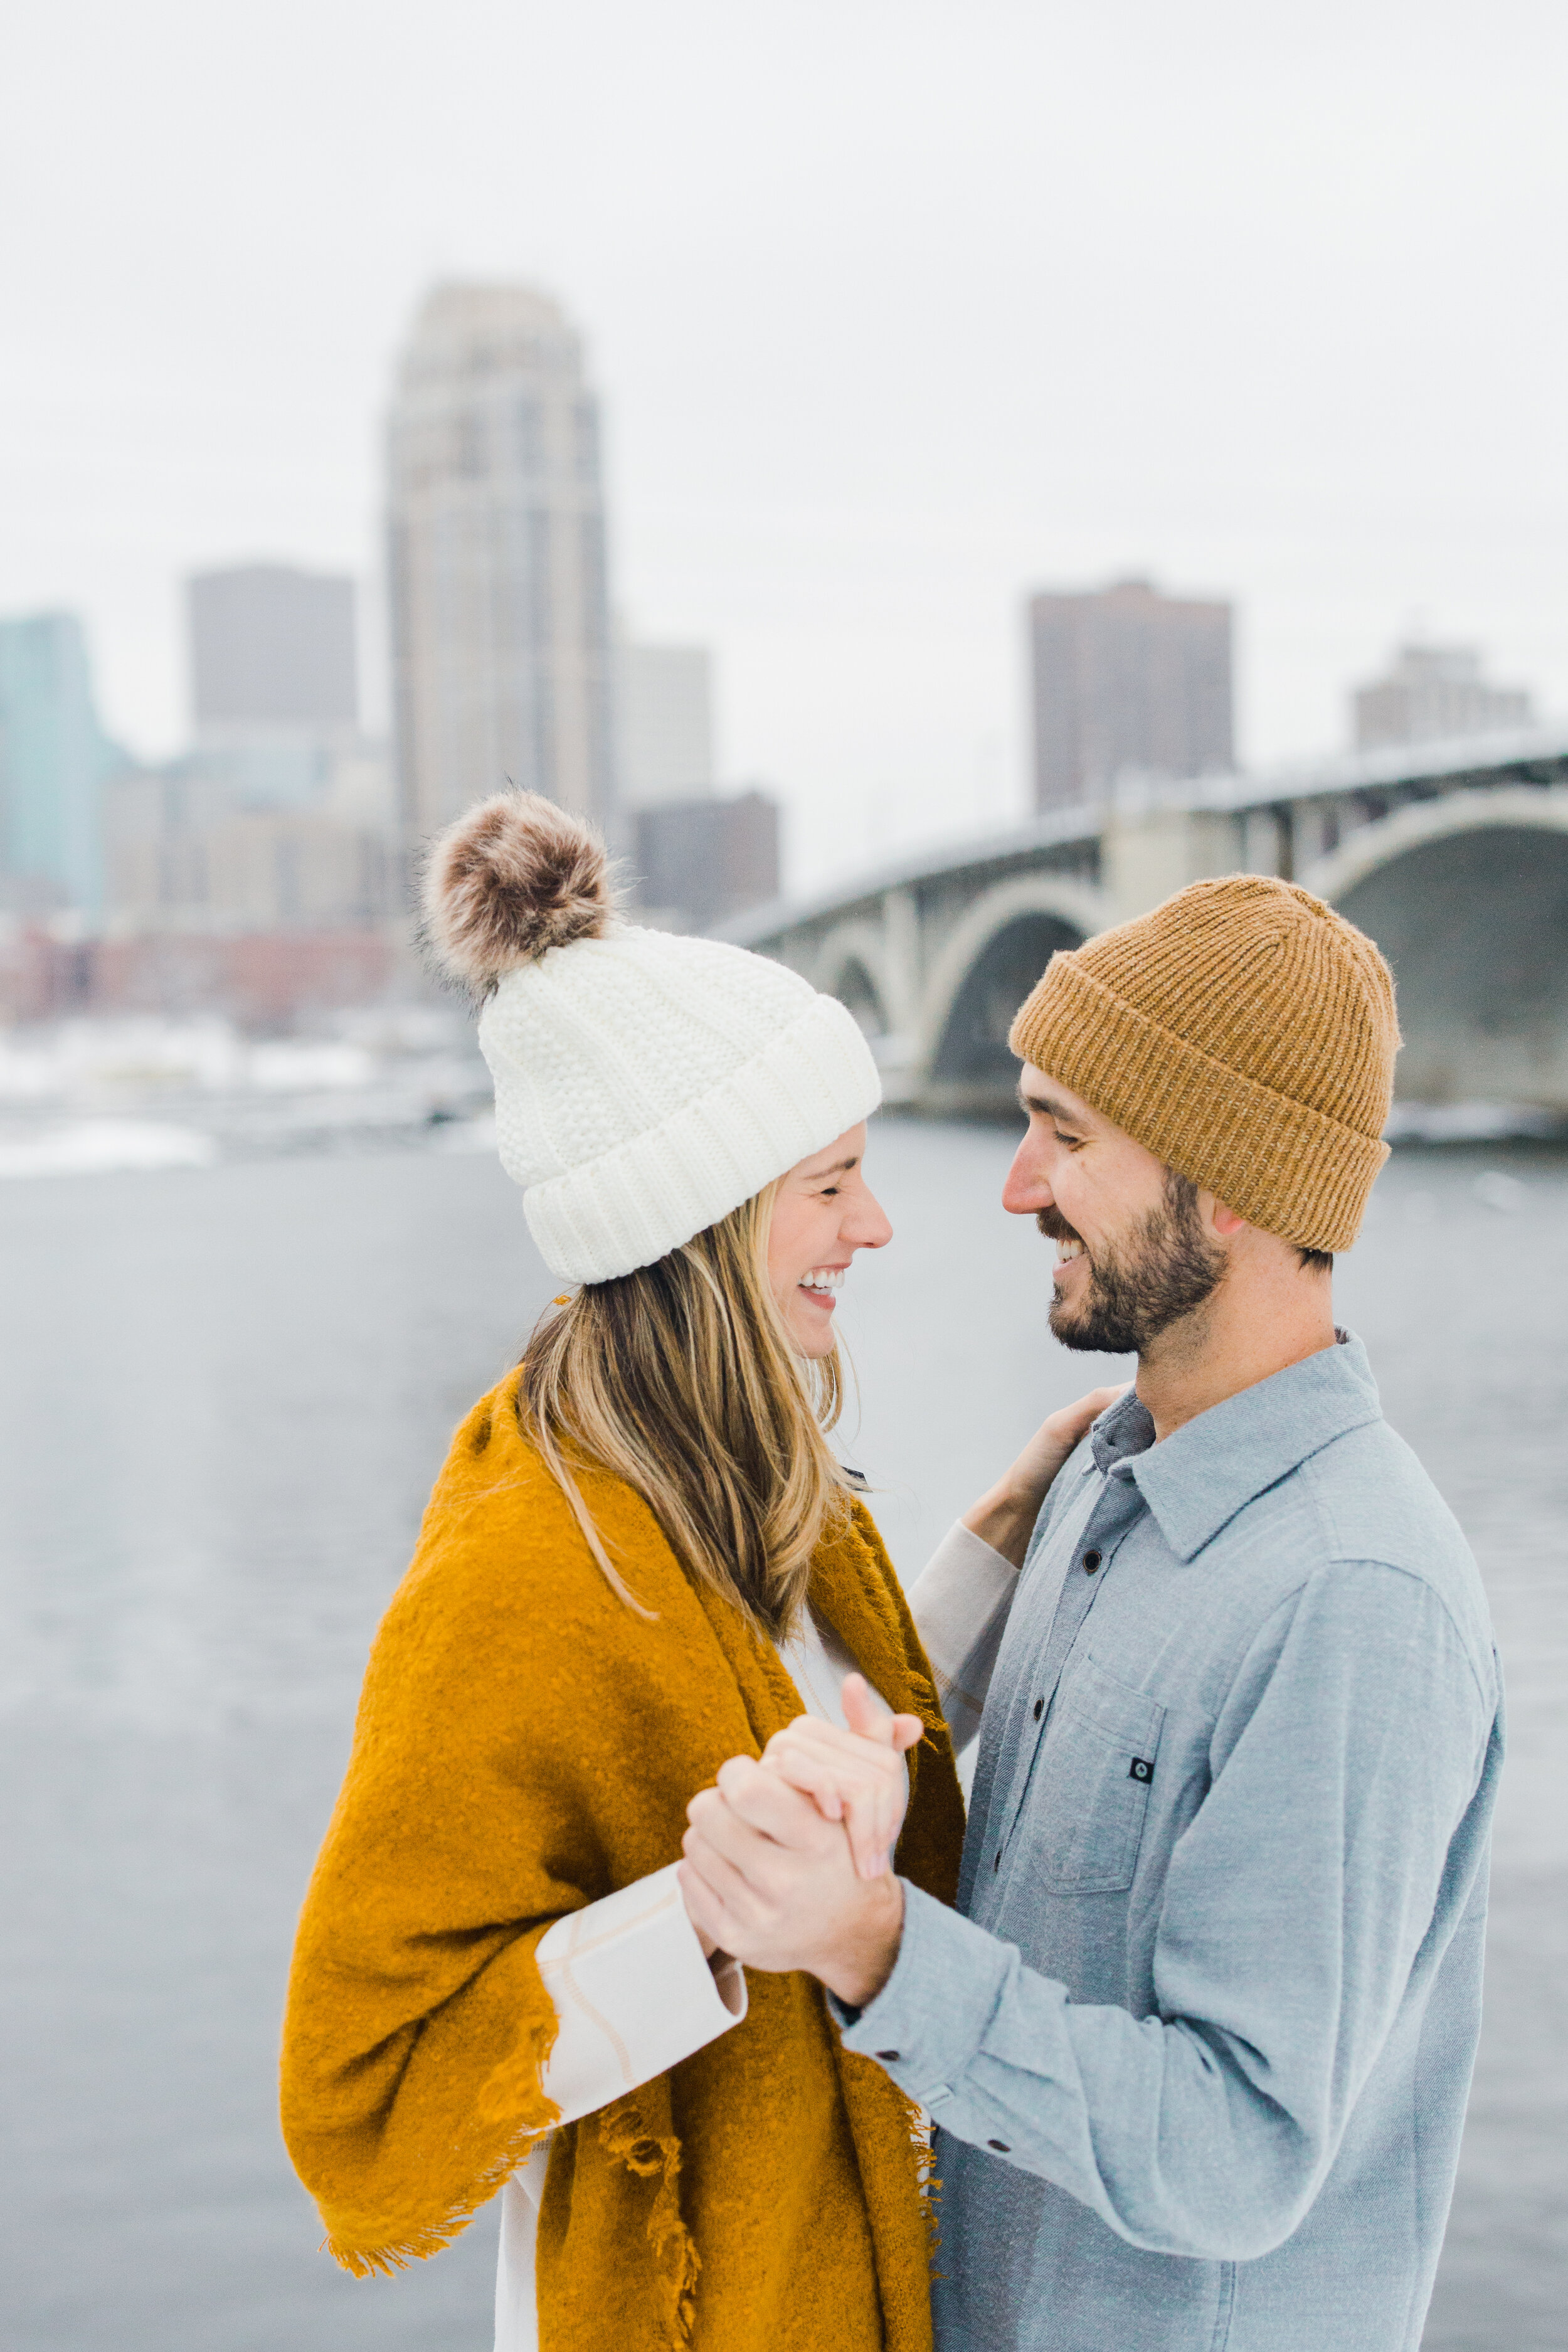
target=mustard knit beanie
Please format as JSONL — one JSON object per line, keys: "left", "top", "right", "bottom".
{"left": 423, "top": 792, "right": 881, "bottom": 1283}
{"left": 1008, "top": 875, "right": 1400, "bottom": 1254}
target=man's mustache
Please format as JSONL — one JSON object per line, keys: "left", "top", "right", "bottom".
{"left": 1036, "top": 1205, "right": 1083, "bottom": 1247}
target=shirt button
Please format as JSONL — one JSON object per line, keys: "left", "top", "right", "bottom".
{"left": 993, "top": 1848, "right": 1002, "bottom": 1870}
{"left": 1032, "top": 1698, "right": 1044, "bottom": 1721}
{"left": 875, "top": 2049, "right": 900, "bottom": 2062}
{"left": 1083, "top": 1549, "right": 1102, "bottom": 1574}
{"left": 988, "top": 2138, "right": 1011, "bottom": 2153}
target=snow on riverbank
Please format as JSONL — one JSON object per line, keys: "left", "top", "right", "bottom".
{"left": 0, "top": 1012, "right": 492, "bottom": 1176}
{"left": 0, "top": 1121, "right": 219, "bottom": 1178}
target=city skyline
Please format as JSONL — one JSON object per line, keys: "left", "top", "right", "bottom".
{"left": 4, "top": 541, "right": 1555, "bottom": 934}
{"left": 4, "top": 503, "right": 1558, "bottom": 906}
{"left": 4, "top": 1, "right": 1566, "bottom": 898}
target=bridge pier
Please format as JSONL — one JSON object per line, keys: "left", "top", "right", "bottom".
{"left": 1102, "top": 807, "right": 1247, "bottom": 921}
{"left": 880, "top": 884, "right": 921, "bottom": 1038}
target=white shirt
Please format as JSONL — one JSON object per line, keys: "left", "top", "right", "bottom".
{"left": 493, "top": 1525, "right": 1010, "bottom": 2352}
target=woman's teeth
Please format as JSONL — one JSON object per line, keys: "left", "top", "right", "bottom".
{"left": 1056, "top": 1239, "right": 1084, "bottom": 1263}
{"left": 800, "top": 1267, "right": 845, "bottom": 1292}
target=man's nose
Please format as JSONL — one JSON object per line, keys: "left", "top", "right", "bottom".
{"left": 1002, "top": 1138, "right": 1052, "bottom": 1217}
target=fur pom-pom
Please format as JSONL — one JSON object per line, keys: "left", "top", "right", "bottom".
{"left": 422, "top": 792, "right": 615, "bottom": 995}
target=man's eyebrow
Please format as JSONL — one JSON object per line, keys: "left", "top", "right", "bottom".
{"left": 1017, "top": 1088, "right": 1086, "bottom": 1127}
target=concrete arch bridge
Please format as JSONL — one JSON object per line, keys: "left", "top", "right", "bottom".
{"left": 722, "top": 730, "right": 1568, "bottom": 1115}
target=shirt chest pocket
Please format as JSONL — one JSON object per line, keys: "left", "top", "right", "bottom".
{"left": 1027, "top": 1655, "right": 1165, "bottom": 1894}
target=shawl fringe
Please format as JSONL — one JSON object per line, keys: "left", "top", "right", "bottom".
{"left": 600, "top": 2095, "right": 701, "bottom": 2348}
{"left": 322, "top": 1966, "right": 562, "bottom": 2278}
{"left": 908, "top": 2099, "right": 943, "bottom": 2274}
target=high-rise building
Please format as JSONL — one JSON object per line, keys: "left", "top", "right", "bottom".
{"left": 634, "top": 790, "right": 779, "bottom": 935}
{"left": 386, "top": 283, "right": 614, "bottom": 845}
{"left": 1352, "top": 644, "right": 1534, "bottom": 752}
{"left": 1029, "top": 577, "right": 1234, "bottom": 810}
{"left": 100, "top": 561, "right": 393, "bottom": 945}
{"left": 617, "top": 640, "right": 713, "bottom": 808}
{"left": 612, "top": 636, "right": 771, "bottom": 931}
{"left": 188, "top": 564, "right": 358, "bottom": 734}
{"left": 181, "top": 562, "right": 368, "bottom": 812}
{"left": 0, "top": 612, "right": 118, "bottom": 917}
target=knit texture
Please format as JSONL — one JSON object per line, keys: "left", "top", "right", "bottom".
{"left": 479, "top": 928, "right": 881, "bottom": 1281}
{"left": 280, "top": 1372, "right": 965, "bottom": 2352}
{"left": 1008, "top": 876, "right": 1399, "bottom": 1253}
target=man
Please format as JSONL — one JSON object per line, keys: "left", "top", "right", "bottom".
{"left": 679, "top": 875, "right": 1502, "bottom": 2352}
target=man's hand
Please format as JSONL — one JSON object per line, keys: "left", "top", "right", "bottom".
{"left": 677, "top": 1756, "right": 905, "bottom": 2007}
{"left": 758, "top": 1672, "right": 923, "bottom": 1880}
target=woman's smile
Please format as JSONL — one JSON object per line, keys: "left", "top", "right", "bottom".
{"left": 798, "top": 1263, "right": 848, "bottom": 1311}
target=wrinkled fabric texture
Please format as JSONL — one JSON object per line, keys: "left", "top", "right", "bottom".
{"left": 281, "top": 1371, "right": 965, "bottom": 2352}
{"left": 837, "top": 1335, "right": 1502, "bottom": 2352}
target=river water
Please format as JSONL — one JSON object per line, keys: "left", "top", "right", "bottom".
{"left": 1, "top": 1118, "right": 1564, "bottom": 2350}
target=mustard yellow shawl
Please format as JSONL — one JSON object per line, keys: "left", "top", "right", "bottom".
{"left": 281, "top": 1372, "right": 965, "bottom": 2352}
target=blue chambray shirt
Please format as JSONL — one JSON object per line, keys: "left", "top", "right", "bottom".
{"left": 840, "top": 1335, "right": 1502, "bottom": 2352}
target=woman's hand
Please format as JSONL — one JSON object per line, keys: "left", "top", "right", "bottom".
{"left": 757, "top": 1673, "right": 923, "bottom": 1880}
{"left": 963, "top": 1385, "right": 1128, "bottom": 1566}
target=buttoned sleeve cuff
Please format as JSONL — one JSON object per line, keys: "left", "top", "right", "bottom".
{"left": 830, "top": 1880, "right": 1020, "bottom": 2119}
{"left": 908, "top": 1521, "right": 1018, "bottom": 1753}
{"left": 534, "top": 1862, "right": 746, "bottom": 2126}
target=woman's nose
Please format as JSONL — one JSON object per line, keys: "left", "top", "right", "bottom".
{"left": 850, "top": 1189, "right": 894, "bottom": 1251}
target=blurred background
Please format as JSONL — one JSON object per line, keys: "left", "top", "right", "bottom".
{"left": 1, "top": 3, "right": 1564, "bottom": 2347}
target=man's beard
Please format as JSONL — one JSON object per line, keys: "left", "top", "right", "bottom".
{"left": 1040, "top": 1173, "right": 1224, "bottom": 1355}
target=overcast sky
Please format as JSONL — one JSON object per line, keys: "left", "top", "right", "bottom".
{"left": 3, "top": 0, "right": 1564, "bottom": 890}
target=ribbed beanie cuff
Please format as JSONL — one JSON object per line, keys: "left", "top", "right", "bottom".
{"left": 504, "top": 990, "right": 880, "bottom": 1282}
{"left": 1007, "top": 877, "right": 1399, "bottom": 1254}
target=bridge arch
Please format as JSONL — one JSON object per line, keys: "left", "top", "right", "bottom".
{"left": 813, "top": 919, "right": 893, "bottom": 1036}
{"left": 1300, "top": 786, "right": 1568, "bottom": 1104}
{"left": 921, "top": 876, "right": 1110, "bottom": 1107}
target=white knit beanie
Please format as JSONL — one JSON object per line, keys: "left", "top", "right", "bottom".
{"left": 423, "top": 792, "right": 881, "bottom": 1283}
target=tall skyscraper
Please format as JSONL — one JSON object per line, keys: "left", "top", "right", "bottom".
{"left": 386, "top": 283, "right": 614, "bottom": 845}
{"left": 617, "top": 640, "right": 714, "bottom": 808}
{"left": 188, "top": 564, "right": 359, "bottom": 734}
{"left": 1352, "top": 644, "right": 1534, "bottom": 752}
{"left": 1029, "top": 577, "right": 1234, "bottom": 810}
{"left": 0, "top": 612, "right": 117, "bottom": 917}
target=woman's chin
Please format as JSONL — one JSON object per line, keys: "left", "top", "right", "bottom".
{"left": 787, "top": 1305, "right": 837, "bottom": 1359}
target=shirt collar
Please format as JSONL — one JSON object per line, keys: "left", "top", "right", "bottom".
{"left": 1089, "top": 1331, "right": 1383, "bottom": 1563}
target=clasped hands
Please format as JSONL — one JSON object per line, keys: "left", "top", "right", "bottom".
{"left": 677, "top": 1674, "right": 918, "bottom": 2009}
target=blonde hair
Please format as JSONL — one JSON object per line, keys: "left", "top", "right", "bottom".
{"left": 517, "top": 1182, "right": 851, "bottom": 1640}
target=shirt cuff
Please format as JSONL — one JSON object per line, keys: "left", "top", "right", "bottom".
{"left": 830, "top": 1880, "right": 1015, "bottom": 2117}
{"left": 908, "top": 1521, "right": 1019, "bottom": 1752}
{"left": 534, "top": 1862, "right": 746, "bottom": 2126}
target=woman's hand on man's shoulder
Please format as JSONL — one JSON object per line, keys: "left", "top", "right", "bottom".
{"left": 963, "top": 1383, "right": 1128, "bottom": 1567}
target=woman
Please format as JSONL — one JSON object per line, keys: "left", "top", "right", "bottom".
{"left": 280, "top": 791, "right": 1109, "bottom": 2352}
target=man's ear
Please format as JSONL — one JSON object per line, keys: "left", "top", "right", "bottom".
{"left": 1209, "top": 1197, "right": 1248, "bottom": 1238}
